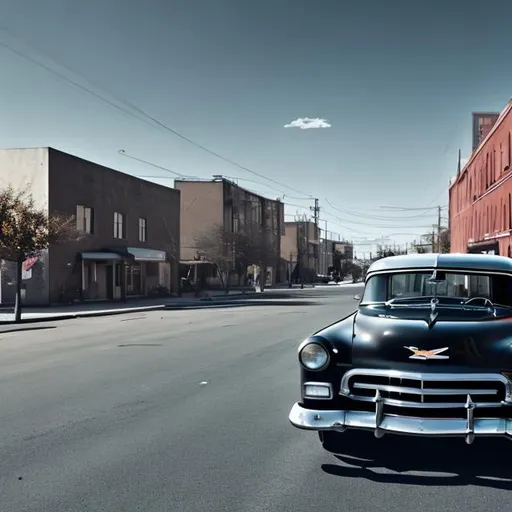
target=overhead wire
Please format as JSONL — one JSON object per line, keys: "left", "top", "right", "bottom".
{"left": 117, "top": 150, "right": 197, "bottom": 179}
{"left": 1, "top": 28, "right": 446, "bottom": 247}
{"left": 379, "top": 205, "right": 447, "bottom": 211}
{"left": 324, "top": 198, "right": 439, "bottom": 221}
{"left": 0, "top": 31, "right": 314, "bottom": 200}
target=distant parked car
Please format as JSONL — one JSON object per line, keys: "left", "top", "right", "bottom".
{"left": 289, "top": 253, "right": 512, "bottom": 451}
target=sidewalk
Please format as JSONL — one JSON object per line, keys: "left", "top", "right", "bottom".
{"left": 0, "top": 281, "right": 363, "bottom": 324}
{"left": 0, "top": 290, "right": 255, "bottom": 324}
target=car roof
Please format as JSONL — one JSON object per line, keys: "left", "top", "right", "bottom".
{"left": 366, "top": 253, "right": 512, "bottom": 275}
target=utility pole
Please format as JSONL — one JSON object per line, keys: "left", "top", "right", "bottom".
{"left": 296, "top": 214, "right": 306, "bottom": 289}
{"left": 324, "top": 220, "right": 328, "bottom": 276}
{"left": 311, "top": 198, "right": 320, "bottom": 226}
{"left": 288, "top": 251, "right": 293, "bottom": 288}
{"left": 310, "top": 199, "right": 320, "bottom": 275}
{"left": 437, "top": 205, "right": 442, "bottom": 253}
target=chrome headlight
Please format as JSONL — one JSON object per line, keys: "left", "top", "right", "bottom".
{"left": 299, "top": 343, "right": 329, "bottom": 371}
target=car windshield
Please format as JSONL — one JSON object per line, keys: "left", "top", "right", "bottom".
{"left": 362, "top": 270, "right": 512, "bottom": 306}
{"left": 390, "top": 272, "right": 489, "bottom": 299}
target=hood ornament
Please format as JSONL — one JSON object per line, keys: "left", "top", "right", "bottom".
{"left": 428, "top": 297, "right": 439, "bottom": 327}
{"left": 404, "top": 346, "right": 449, "bottom": 360}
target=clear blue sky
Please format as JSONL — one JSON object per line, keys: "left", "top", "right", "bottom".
{"left": 2, "top": 0, "right": 512, "bottom": 256}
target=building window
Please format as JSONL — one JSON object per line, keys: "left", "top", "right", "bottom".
{"left": 76, "top": 205, "right": 94, "bottom": 234}
{"left": 508, "top": 132, "right": 512, "bottom": 169}
{"left": 509, "top": 194, "right": 512, "bottom": 229}
{"left": 138, "top": 217, "right": 147, "bottom": 242}
{"left": 114, "top": 212, "right": 125, "bottom": 239}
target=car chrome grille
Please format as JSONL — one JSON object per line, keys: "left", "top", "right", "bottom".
{"left": 340, "top": 369, "right": 512, "bottom": 409}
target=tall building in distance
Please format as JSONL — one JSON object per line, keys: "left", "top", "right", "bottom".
{"left": 472, "top": 112, "right": 500, "bottom": 151}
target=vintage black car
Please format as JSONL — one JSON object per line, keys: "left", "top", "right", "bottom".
{"left": 289, "top": 253, "right": 512, "bottom": 450}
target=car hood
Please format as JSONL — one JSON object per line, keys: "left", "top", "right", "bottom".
{"left": 351, "top": 306, "right": 512, "bottom": 372}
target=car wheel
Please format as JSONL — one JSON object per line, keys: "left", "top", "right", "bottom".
{"left": 318, "top": 431, "right": 344, "bottom": 454}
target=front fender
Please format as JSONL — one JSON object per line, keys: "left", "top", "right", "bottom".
{"left": 298, "top": 312, "right": 356, "bottom": 408}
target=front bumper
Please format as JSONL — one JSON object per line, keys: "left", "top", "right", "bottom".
{"left": 289, "top": 402, "right": 512, "bottom": 443}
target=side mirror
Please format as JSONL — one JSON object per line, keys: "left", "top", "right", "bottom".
{"left": 354, "top": 294, "right": 361, "bottom": 301}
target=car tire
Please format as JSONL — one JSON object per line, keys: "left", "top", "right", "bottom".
{"left": 318, "top": 431, "right": 344, "bottom": 454}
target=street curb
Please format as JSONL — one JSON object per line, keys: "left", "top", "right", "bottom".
{"left": 0, "top": 293, "right": 259, "bottom": 326}
{"left": 0, "top": 305, "right": 167, "bottom": 326}
{"left": 164, "top": 301, "right": 250, "bottom": 310}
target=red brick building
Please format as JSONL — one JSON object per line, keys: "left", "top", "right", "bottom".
{"left": 450, "top": 100, "right": 512, "bottom": 256}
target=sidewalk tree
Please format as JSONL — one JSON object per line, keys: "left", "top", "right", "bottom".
{"left": 194, "top": 224, "right": 243, "bottom": 293}
{"left": 0, "top": 185, "right": 83, "bottom": 322}
{"left": 195, "top": 223, "right": 278, "bottom": 292}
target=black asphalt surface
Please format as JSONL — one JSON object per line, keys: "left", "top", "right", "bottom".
{"left": 0, "top": 284, "right": 510, "bottom": 512}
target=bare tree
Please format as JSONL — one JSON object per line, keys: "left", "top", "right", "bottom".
{"left": 0, "top": 185, "right": 83, "bottom": 322}
{"left": 194, "top": 224, "right": 242, "bottom": 293}
{"left": 414, "top": 229, "right": 450, "bottom": 254}
{"left": 439, "top": 228, "right": 451, "bottom": 253}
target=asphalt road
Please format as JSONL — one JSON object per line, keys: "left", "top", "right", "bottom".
{"left": 0, "top": 285, "right": 510, "bottom": 512}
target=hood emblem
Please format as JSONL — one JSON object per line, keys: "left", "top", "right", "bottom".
{"left": 428, "top": 297, "right": 439, "bottom": 327}
{"left": 404, "top": 346, "right": 449, "bottom": 360}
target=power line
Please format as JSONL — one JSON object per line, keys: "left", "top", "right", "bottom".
{"left": 133, "top": 170, "right": 292, "bottom": 199}
{"left": 120, "top": 150, "right": 317, "bottom": 214}
{"left": 320, "top": 206, "right": 435, "bottom": 229}
{"left": 324, "top": 198, "right": 439, "bottom": 221}
{"left": 118, "top": 150, "right": 197, "bottom": 179}
{"left": 0, "top": 29, "right": 454, "bottom": 241}
{"left": 378, "top": 205, "right": 447, "bottom": 211}
{"left": 0, "top": 32, "right": 313, "bottom": 200}
{"left": 120, "top": 150, "right": 317, "bottom": 219}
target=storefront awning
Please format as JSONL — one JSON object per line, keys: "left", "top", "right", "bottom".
{"left": 180, "top": 260, "right": 213, "bottom": 265}
{"left": 101, "top": 247, "right": 167, "bottom": 262}
{"left": 127, "top": 247, "right": 167, "bottom": 262}
{"left": 81, "top": 251, "right": 123, "bottom": 261}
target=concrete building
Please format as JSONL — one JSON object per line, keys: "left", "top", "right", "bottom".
{"left": 318, "top": 237, "right": 335, "bottom": 276}
{"left": 0, "top": 148, "right": 180, "bottom": 305}
{"left": 280, "top": 220, "right": 320, "bottom": 283}
{"left": 318, "top": 238, "right": 354, "bottom": 276}
{"left": 175, "top": 176, "right": 284, "bottom": 286}
{"left": 450, "top": 100, "right": 512, "bottom": 255}
{"left": 333, "top": 242, "right": 354, "bottom": 262}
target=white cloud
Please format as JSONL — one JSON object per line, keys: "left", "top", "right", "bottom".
{"left": 284, "top": 117, "right": 332, "bottom": 130}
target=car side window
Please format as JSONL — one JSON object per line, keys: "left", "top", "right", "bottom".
{"left": 362, "top": 275, "right": 386, "bottom": 302}
{"left": 390, "top": 273, "right": 425, "bottom": 298}
{"left": 468, "top": 275, "right": 490, "bottom": 297}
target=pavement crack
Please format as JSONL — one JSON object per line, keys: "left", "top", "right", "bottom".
{"left": 118, "top": 343, "right": 162, "bottom": 347}
{"left": 120, "top": 316, "right": 147, "bottom": 322}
